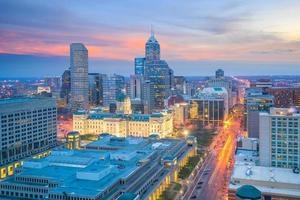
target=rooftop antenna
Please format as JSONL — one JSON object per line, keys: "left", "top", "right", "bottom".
{"left": 151, "top": 24, "right": 154, "bottom": 37}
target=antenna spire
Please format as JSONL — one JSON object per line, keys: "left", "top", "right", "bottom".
{"left": 150, "top": 25, "right": 154, "bottom": 37}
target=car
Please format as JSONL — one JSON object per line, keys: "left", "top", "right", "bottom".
{"left": 197, "top": 186, "right": 202, "bottom": 189}
{"left": 198, "top": 181, "right": 203, "bottom": 185}
{"left": 191, "top": 195, "right": 197, "bottom": 199}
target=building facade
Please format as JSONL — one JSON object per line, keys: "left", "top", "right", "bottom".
{"left": 173, "top": 76, "right": 187, "bottom": 95}
{"left": 266, "top": 87, "right": 300, "bottom": 108}
{"left": 134, "top": 57, "right": 145, "bottom": 76}
{"left": 173, "top": 103, "right": 189, "bottom": 127}
{"left": 129, "top": 75, "right": 143, "bottom": 100}
{"left": 60, "top": 69, "right": 71, "bottom": 103}
{"left": 229, "top": 164, "right": 300, "bottom": 200}
{"left": 0, "top": 136, "right": 197, "bottom": 200}
{"left": 0, "top": 97, "right": 57, "bottom": 179}
{"left": 73, "top": 111, "right": 173, "bottom": 137}
{"left": 259, "top": 108, "right": 300, "bottom": 169}
{"left": 70, "top": 43, "right": 89, "bottom": 112}
{"left": 207, "top": 70, "right": 233, "bottom": 108}
{"left": 244, "top": 88, "right": 274, "bottom": 138}
{"left": 103, "top": 74, "right": 125, "bottom": 106}
{"left": 190, "top": 87, "right": 228, "bottom": 127}
{"left": 136, "top": 32, "right": 173, "bottom": 113}
{"left": 88, "top": 73, "right": 103, "bottom": 107}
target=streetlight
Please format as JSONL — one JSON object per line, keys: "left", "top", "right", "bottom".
{"left": 183, "top": 130, "right": 189, "bottom": 136}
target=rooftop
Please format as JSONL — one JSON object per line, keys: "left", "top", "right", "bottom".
{"left": 1, "top": 136, "right": 188, "bottom": 199}
{"left": 74, "top": 112, "right": 166, "bottom": 122}
{"left": 236, "top": 185, "right": 261, "bottom": 199}
{"left": 0, "top": 97, "right": 53, "bottom": 105}
{"left": 230, "top": 164, "right": 300, "bottom": 197}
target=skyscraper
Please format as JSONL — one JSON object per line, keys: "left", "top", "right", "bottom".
{"left": 88, "top": 73, "right": 103, "bottom": 107}
{"left": 244, "top": 88, "right": 274, "bottom": 138}
{"left": 215, "top": 69, "right": 224, "bottom": 79}
{"left": 142, "top": 80, "right": 154, "bottom": 114}
{"left": 145, "top": 31, "right": 160, "bottom": 61}
{"left": 134, "top": 57, "right": 145, "bottom": 76}
{"left": 70, "top": 43, "right": 89, "bottom": 112}
{"left": 129, "top": 75, "right": 143, "bottom": 100}
{"left": 103, "top": 74, "right": 125, "bottom": 106}
{"left": 142, "top": 32, "right": 173, "bottom": 112}
{"left": 174, "top": 76, "right": 187, "bottom": 95}
{"left": 60, "top": 69, "right": 71, "bottom": 103}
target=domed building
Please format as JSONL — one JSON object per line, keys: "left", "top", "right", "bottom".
{"left": 235, "top": 185, "right": 261, "bottom": 200}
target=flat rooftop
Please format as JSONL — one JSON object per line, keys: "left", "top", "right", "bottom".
{"left": 1, "top": 136, "right": 187, "bottom": 198}
{"left": 230, "top": 164, "right": 300, "bottom": 197}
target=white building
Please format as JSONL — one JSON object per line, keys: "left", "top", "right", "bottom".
{"left": 259, "top": 108, "right": 300, "bottom": 169}
{"left": 73, "top": 111, "right": 173, "bottom": 138}
{"left": 229, "top": 164, "right": 300, "bottom": 199}
{"left": 37, "top": 86, "right": 51, "bottom": 94}
{"left": 207, "top": 73, "right": 233, "bottom": 108}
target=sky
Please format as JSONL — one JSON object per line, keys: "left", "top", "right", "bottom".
{"left": 0, "top": 0, "right": 300, "bottom": 77}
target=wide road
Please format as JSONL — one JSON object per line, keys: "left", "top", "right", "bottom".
{"left": 183, "top": 115, "right": 241, "bottom": 200}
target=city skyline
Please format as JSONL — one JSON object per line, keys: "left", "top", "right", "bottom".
{"left": 1, "top": 0, "right": 300, "bottom": 77}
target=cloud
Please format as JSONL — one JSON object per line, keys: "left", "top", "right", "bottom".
{"left": 251, "top": 49, "right": 298, "bottom": 55}
{"left": 0, "top": 0, "right": 300, "bottom": 66}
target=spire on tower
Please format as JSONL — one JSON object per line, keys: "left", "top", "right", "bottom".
{"left": 150, "top": 24, "right": 154, "bottom": 37}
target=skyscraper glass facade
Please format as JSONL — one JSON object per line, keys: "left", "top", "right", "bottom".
{"left": 70, "top": 43, "right": 89, "bottom": 112}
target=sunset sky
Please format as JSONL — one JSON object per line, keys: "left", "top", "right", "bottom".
{"left": 0, "top": 0, "right": 300, "bottom": 77}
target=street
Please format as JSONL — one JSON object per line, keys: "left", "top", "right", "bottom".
{"left": 182, "top": 113, "right": 242, "bottom": 200}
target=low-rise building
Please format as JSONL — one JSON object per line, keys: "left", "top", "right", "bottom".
{"left": 190, "top": 87, "right": 228, "bottom": 127}
{"left": 229, "top": 164, "right": 300, "bottom": 200}
{"left": 73, "top": 111, "right": 173, "bottom": 137}
{"left": 0, "top": 136, "right": 197, "bottom": 200}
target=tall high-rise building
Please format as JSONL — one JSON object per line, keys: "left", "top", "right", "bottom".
{"left": 142, "top": 80, "right": 154, "bottom": 114}
{"left": 134, "top": 57, "right": 145, "bottom": 76}
{"left": 244, "top": 88, "right": 274, "bottom": 138}
{"left": 103, "top": 74, "right": 125, "bottom": 106}
{"left": 0, "top": 97, "right": 57, "bottom": 178}
{"left": 70, "top": 43, "right": 89, "bottom": 112}
{"left": 129, "top": 75, "right": 143, "bottom": 100}
{"left": 88, "top": 73, "right": 103, "bottom": 107}
{"left": 259, "top": 107, "right": 300, "bottom": 169}
{"left": 145, "top": 31, "right": 160, "bottom": 61}
{"left": 60, "top": 69, "right": 71, "bottom": 103}
{"left": 142, "top": 32, "right": 173, "bottom": 112}
{"left": 174, "top": 76, "right": 187, "bottom": 95}
{"left": 215, "top": 69, "right": 224, "bottom": 79}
